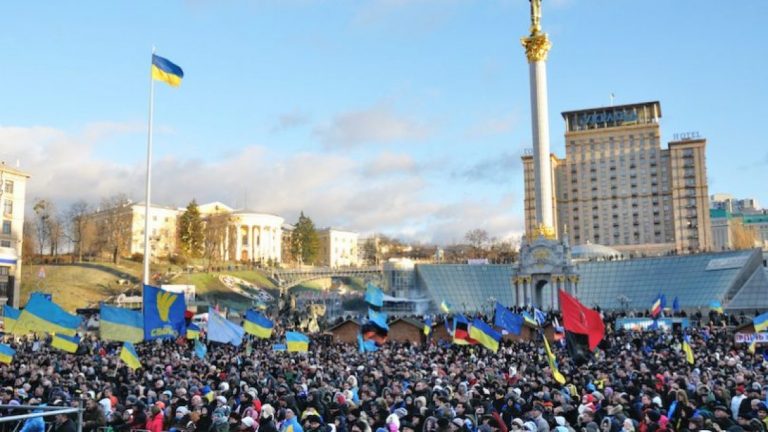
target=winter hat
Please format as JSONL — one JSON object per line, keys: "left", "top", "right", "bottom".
{"left": 260, "top": 404, "right": 275, "bottom": 419}
{"left": 395, "top": 408, "right": 408, "bottom": 419}
{"left": 555, "top": 417, "right": 566, "bottom": 427}
{"left": 647, "top": 411, "right": 661, "bottom": 423}
{"left": 451, "top": 419, "right": 465, "bottom": 429}
{"left": 242, "top": 417, "right": 255, "bottom": 428}
{"left": 585, "top": 423, "right": 599, "bottom": 432}
{"left": 523, "top": 422, "right": 538, "bottom": 432}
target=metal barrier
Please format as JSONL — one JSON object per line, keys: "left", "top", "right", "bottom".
{"left": 0, "top": 402, "right": 83, "bottom": 432}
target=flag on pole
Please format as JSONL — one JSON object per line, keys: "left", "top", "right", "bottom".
{"left": 51, "top": 334, "right": 80, "bottom": 353}
{"left": 243, "top": 310, "right": 274, "bottom": 338}
{"left": 207, "top": 311, "right": 245, "bottom": 346}
{"left": 494, "top": 303, "right": 523, "bottom": 335}
{"left": 423, "top": 317, "right": 433, "bottom": 336}
{"left": 2, "top": 305, "right": 22, "bottom": 335}
{"left": 682, "top": 335, "right": 694, "bottom": 365}
{"left": 151, "top": 54, "right": 184, "bottom": 87}
{"left": 286, "top": 331, "right": 309, "bottom": 352}
{"left": 672, "top": 296, "right": 680, "bottom": 313}
{"left": 753, "top": 311, "right": 768, "bottom": 333}
{"left": 542, "top": 334, "right": 566, "bottom": 384}
{"left": 364, "top": 283, "right": 384, "bottom": 308}
{"left": 559, "top": 290, "right": 605, "bottom": 351}
{"left": 748, "top": 339, "right": 757, "bottom": 355}
{"left": 100, "top": 304, "right": 144, "bottom": 343}
{"left": 17, "top": 294, "right": 81, "bottom": 337}
{"left": 709, "top": 301, "right": 724, "bottom": 314}
{"left": 186, "top": 323, "right": 201, "bottom": 340}
{"left": 0, "top": 344, "right": 15, "bottom": 364}
{"left": 468, "top": 319, "right": 501, "bottom": 352}
{"left": 194, "top": 339, "right": 207, "bottom": 359}
{"left": 534, "top": 308, "right": 547, "bottom": 326}
{"left": 143, "top": 284, "right": 186, "bottom": 340}
{"left": 650, "top": 294, "right": 664, "bottom": 318}
{"left": 440, "top": 300, "right": 452, "bottom": 314}
{"left": 120, "top": 342, "right": 142, "bottom": 370}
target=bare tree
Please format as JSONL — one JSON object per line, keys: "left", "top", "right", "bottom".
{"left": 731, "top": 219, "right": 757, "bottom": 250}
{"left": 22, "top": 218, "right": 37, "bottom": 263}
{"left": 203, "top": 211, "right": 229, "bottom": 271}
{"left": 97, "top": 194, "right": 132, "bottom": 264}
{"left": 48, "top": 214, "right": 64, "bottom": 260}
{"left": 67, "top": 200, "right": 90, "bottom": 263}
{"left": 32, "top": 198, "right": 53, "bottom": 257}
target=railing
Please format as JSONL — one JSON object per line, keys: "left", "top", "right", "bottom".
{"left": 0, "top": 403, "right": 83, "bottom": 432}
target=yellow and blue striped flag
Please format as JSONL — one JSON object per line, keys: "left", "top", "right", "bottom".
{"left": 423, "top": 317, "right": 432, "bottom": 336}
{"left": 682, "top": 335, "right": 695, "bottom": 365}
{"left": 709, "top": 301, "right": 724, "bottom": 314}
{"left": 753, "top": 311, "right": 768, "bottom": 333}
{"left": 749, "top": 339, "right": 757, "bottom": 355}
{"left": 542, "top": 334, "right": 566, "bottom": 384}
{"left": 100, "top": 304, "right": 143, "bottom": 343}
{"left": 17, "top": 294, "right": 81, "bottom": 337}
{"left": 243, "top": 310, "right": 273, "bottom": 339}
{"left": 468, "top": 319, "right": 501, "bottom": 353}
{"left": 51, "top": 334, "right": 80, "bottom": 353}
{"left": 119, "top": 342, "right": 142, "bottom": 370}
{"left": 3, "top": 305, "right": 22, "bottom": 335}
{"left": 151, "top": 54, "right": 184, "bottom": 87}
{"left": 286, "top": 331, "right": 309, "bottom": 353}
{"left": 440, "top": 300, "right": 452, "bottom": 314}
{"left": 186, "top": 323, "right": 201, "bottom": 340}
{"left": 0, "top": 344, "right": 15, "bottom": 364}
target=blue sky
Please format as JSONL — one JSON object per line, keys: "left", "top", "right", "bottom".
{"left": 1, "top": 0, "right": 766, "bottom": 244}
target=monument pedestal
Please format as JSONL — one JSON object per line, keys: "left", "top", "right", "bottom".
{"left": 515, "top": 229, "right": 578, "bottom": 310}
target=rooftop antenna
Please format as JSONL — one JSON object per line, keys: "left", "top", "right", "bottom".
{"left": 610, "top": 93, "right": 615, "bottom": 107}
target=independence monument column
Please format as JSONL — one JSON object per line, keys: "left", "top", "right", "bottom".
{"left": 522, "top": 0, "right": 554, "bottom": 232}
{"left": 515, "top": 0, "right": 577, "bottom": 310}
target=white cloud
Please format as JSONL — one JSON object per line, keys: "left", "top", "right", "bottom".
{"left": 466, "top": 111, "right": 518, "bottom": 138}
{"left": 314, "top": 103, "right": 430, "bottom": 149}
{"left": 1, "top": 122, "right": 523, "bottom": 244}
{"left": 270, "top": 110, "right": 310, "bottom": 133}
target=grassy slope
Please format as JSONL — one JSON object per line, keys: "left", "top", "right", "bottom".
{"left": 20, "top": 261, "right": 282, "bottom": 312}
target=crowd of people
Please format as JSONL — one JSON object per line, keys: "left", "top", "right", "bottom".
{"left": 1, "top": 310, "right": 766, "bottom": 432}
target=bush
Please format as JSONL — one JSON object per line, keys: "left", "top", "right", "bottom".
{"left": 169, "top": 254, "right": 188, "bottom": 266}
{"left": 130, "top": 253, "right": 144, "bottom": 263}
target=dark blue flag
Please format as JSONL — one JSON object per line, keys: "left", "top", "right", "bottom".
{"left": 673, "top": 296, "right": 680, "bottom": 313}
{"left": 143, "top": 285, "right": 186, "bottom": 340}
{"left": 494, "top": 302, "right": 523, "bottom": 336}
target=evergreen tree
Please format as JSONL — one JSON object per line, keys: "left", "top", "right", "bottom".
{"left": 178, "top": 199, "right": 204, "bottom": 258}
{"left": 290, "top": 211, "right": 319, "bottom": 265}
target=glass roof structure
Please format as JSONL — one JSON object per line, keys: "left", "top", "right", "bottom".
{"left": 416, "top": 264, "right": 516, "bottom": 314}
{"left": 576, "top": 249, "right": 767, "bottom": 310}
{"left": 414, "top": 249, "right": 767, "bottom": 313}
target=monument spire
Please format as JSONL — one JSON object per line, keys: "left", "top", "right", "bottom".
{"left": 521, "top": 0, "right": 554, "bottom": 236}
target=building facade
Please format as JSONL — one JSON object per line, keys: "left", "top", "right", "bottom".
{"left": 196, "top": 202, "right": 283, "bottom": 264}
{"left": 522, "top": 101, "right": 712, "bottom": 255}
{"left": 317, "top": 228, "right": 360, "bottom": 268}
{"left": 710, "top": 208, "right": 768, "bottom": 251}
{"left": 0, "top": 164, "right": 30, "bottom": 307}
{"left": 85, "top": 201, "right": 284, "bottom": 264}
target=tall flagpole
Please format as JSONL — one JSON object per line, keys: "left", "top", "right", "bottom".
{"left": 143, "top": 47, "right": 156, "bottom": 286}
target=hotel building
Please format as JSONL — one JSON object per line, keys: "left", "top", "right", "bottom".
{"left": 523, "top": 101, "right": 712, "bottom": 255}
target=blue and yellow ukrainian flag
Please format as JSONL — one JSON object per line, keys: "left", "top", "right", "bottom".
{"left": 468, "top": 319, "right": 501, "bottom": 352}
{"left": 17, "top": 294, "right": 81, "bottom": 337}
{"left": 440, "top": 300, "right": 452, "bottom": 314}
{"left": 709, "top": 301, "right": 724, "bottom": 314}
{"left": 0, "top": 343, "right": 15, "bottom": 364}
{"left": 51, "top": 334, "right": 80, "bottom": 353}
{"left": 119, "top": 342, "right": 142, "bottom": 370}
{"left": 186, "top": 323, "right": 201, "bottom": 340}
{"left": 286, "top": 331, "right": 309, "bottom": 352}
{"left": 749, "top": 339, "right": 757, "bottom": 355}
{"left": 243, "top": 310, "right": 273, "bottom": 339}
{"left": 542, "top": 335, "right": 566, "bottom": 384}
{"left": 151, "top": 54, "right": 184, "bottom": 87}
{"left": 3, "top": 305, "right": 21, "bottom": 335}
{"left": 100, "top": 304, "right": 143, "bottom": 343}
{"left": 682, "top": 335, "right": 695, "bottom": 365}
{"left": 423, "top": 317, "right": 432, "bottom": 337}
{"left": 754, "top": 311, "right": 768, "bottom": 333}
{"left": 202, "top": 385, "right": 214, "bottom": 402}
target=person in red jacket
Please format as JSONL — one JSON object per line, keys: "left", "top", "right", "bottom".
{"left": 147, "top": 405, "right": 165, "bottom": 432}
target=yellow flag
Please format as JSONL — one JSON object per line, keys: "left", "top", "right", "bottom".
{"left": 543, "top": 335, "right": 566, "bottom": 384}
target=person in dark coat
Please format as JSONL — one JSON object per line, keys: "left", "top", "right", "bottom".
{"left": 53, "top": 413, "right": 77, "bottom": 432}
